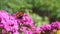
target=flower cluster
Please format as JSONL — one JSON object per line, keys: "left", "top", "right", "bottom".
{"left": 13, "top": 12, "right": 41, "bottom": 34}
{"left": 13, "top": 11, "right": 60, "bottom": 34}
{"left": 36, "top": 22, "right": 60, "bottom": 34}
{"left": 0, "top": 10, "right": 60, "bottom": 34}
{"left": 0, "top": 10, "right": 19, "bottom": 34}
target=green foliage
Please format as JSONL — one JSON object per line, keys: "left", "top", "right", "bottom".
{"left": 32, "top": 0, "right": 60, "bottom": 18}
{"left": 1, "top": 0, "right": 60, "bottom": 18}
{"left": 0, "top": 0, "right": 32, "bottom": 14}
{"left": 26, "top": 11, "right": 49, "bottom": 27}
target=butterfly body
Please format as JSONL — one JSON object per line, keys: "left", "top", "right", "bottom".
{"left": 16, "top": 11, "right": 24, "bottom": 19}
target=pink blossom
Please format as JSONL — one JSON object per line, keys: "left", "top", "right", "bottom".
{"left": 0, "top": 10, "right": 19, "bottom": 34}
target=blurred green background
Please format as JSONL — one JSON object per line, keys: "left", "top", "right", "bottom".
{"left": 0, "top": 0, "right": 60, "bottom": 26}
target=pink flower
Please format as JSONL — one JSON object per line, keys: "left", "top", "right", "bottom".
{"left": 0, "top": 10, "right": 19, "bottom": 34}
{"left": 20, "top": 26, "right": 33, "bottom": 34}
{"left": 13, "top": 31, "right": 19, "bottom": 34}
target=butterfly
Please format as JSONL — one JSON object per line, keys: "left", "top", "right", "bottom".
{"left": 16, "top": 11, "right": 24, "bottom": 19}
